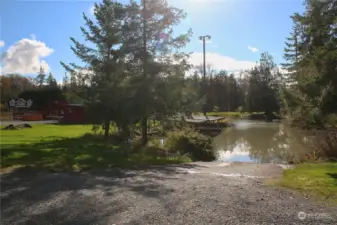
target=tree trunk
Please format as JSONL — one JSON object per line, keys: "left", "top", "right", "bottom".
{"left": 141, "top": 116, "right": 148, "bottom": 145}
{"left": 104, "top": 120, "right": 110, "bottom": 138}
{"left": 264, "top": 110, "right": 273, "bottom": 122}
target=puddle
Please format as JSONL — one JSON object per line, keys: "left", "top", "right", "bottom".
{"left": 217, "top": 163, "right": 230, "bottom": 167}
{"left": 276, "top": 164, "right": 295, "bottom": 170}
{"left": 182, "top": 169, "right": 270, "bottom": 179}
{"left": 210, "top": 172, "right": 269, "bottom": 179}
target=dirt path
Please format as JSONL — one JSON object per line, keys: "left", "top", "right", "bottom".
{"left": 1, "top": 162, "right": 336, "bottom": 225}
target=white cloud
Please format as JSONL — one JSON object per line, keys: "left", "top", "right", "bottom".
{"left": 189, "top": 52, "right": 256, "bottom": 72}
{"left": 248, "top": 45, "right": 259, "bottom": 53}
{"left": 0, "top": 38, "right": 54, "bottom": 74}
{"left": 217, "top": 142, "right": 251, "bottom": 161}
{"left": 0, "top": 40, "right": 5, "bottom": 48}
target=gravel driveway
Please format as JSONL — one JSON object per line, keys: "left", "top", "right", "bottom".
{"left": 1, "top": 162, "right": 336, "bottom": 225}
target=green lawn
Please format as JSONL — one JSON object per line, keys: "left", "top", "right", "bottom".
{"left": 0, "top": 124, "right": 190, "bottom": 172}
{"left": 276, "top": 163, "right": 337, "bottom": 204}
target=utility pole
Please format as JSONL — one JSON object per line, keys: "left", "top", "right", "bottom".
{"left": 199, "top": 35, "right": 211, "bottom": 117}
{"left": 141, "top": 0, "right": 148, "bottom": 145}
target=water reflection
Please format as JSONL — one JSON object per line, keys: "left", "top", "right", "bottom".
{"left": 213, "top": 120, "right": 310, "bottom": 164}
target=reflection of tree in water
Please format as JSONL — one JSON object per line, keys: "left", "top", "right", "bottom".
{"left": 213, "top": 122, "right": 310, "bottom": 163}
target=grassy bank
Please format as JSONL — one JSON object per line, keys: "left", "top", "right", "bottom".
{"left": 276, "top": 163, "right": 337, "bottom": 204}
{"left": 0, "top": 124, "right": 191, "bottom": 172}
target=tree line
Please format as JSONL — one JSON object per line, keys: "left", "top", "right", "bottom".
{"left": 184, "top": 52, "right": 282, "bottom": 116}
{"left": 1, "top": 51, "right": 284, "bottom": 125}
{"left": 0, "top": 68, "right": 65, "bottom": 110}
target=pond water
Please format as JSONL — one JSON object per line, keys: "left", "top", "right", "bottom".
{"left": 213, "top": 120, "right": 311, "bottom": 164}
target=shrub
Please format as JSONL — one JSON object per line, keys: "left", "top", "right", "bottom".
{"left": 164, "top": 127, "right": 216, "bottom": 161}
{"left": 314, "top": 129, "right": 337, "bottom": 161}
{"left": 290, "top": 128, "right": 337, "bottom": 163}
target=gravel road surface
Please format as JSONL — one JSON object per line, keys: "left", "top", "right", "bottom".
{"left": 1, "top": 162, "right": 336, "bottom": 225}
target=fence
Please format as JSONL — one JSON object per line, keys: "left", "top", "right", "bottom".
{"left": 0, "top": 112, "right": 13, "bottom": 121}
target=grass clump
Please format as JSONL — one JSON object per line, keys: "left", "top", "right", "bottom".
{"left": 276, "top": 163, "right": 337, "bottom": 204}
{"left": 164, "top": 127, "right": 216, "bottom": 161}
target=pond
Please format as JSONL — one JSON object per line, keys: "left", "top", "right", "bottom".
{"left": 213, "top": 120, "right": 311, "bottom": 164}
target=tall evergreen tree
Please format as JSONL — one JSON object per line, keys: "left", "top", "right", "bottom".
{"left": 62, "top": 73, "right": 69, "bottom": 90}
{"left": 61, "top": 0, "right": 130, "bottom": 138}
{"left": 46, "top": 72, "right": 57, "bottom": 88}
{"left": 123, "top": 0, "right": 192, "bottom": 144}
{"left": 281, "top": 0, "right": 337, "bottom": 128}
{"left": 35, "top": 66, "right": 46, "bottom": 87}
{"left": 282, "top": 14, "right": 304, "bottom": 84}
{"left": 246, "top": 52, "right": 281, "bottom": 116}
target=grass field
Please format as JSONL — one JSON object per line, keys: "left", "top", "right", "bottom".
{"left": 0, "top": 124, "right": 190, "bottom": 172}
{"left": 275, "top": 163, "right": 337, "bottom": 204}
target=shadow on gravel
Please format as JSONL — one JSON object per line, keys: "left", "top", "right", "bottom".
{"left": 0, "top": 164, "right": 202, "bottom": 225}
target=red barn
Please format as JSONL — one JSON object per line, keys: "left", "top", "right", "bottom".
{"left": 46, "top": 101, "right": 85, "bottom": 123}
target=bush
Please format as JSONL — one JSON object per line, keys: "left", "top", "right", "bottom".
{"left": 314, "top": 129, "right": 337, "bottom": 161}
{"left": 164, "top": 127, "right": 216, "bottom": 161}
{"left": 291, "top": 128, "right": 337, "bottom": 163}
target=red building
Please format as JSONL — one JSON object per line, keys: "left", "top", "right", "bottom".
{"left": 9, "top": 98, "right": 44, "bottom": 121}
{"left": 46, "top": 101, "right": 85, "bottom": 123}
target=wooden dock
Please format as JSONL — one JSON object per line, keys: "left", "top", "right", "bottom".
{"left": 171, "top": 115, "right": 234, "bottom": 132}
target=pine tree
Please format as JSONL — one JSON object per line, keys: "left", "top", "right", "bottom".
{"left": 304, "top": 0, "right": 337, "bottom": 120}
{"left": 62, "top": 73, "right": 69, "bottom": 90}
{"left": 35, "top": 66, "right": 46, "bottom": 87}
{"left": 46, "top": 72, "right": 57, "bottom": 88}
{"left": 69, "top": 72, "right": 77, "bottom": 91}
{"left": 123, "top": 0, "right": 192, "bottom": 144}
{"left": 61, "top": 0, "right": 129, "bottom": 138}
{"left": 281, "top": 0, "right": 337, "bottom": 127}
{"left": 246, "top": 52, "right": 281, "bottom": 116}
{"left": 282, "top": 14, "right": 303, "bottom": 84}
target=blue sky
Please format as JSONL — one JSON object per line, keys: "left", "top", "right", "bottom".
{"left": 0, "top": 0, "right": 305, "bottom": 81}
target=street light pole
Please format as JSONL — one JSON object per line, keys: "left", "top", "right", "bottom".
{"left": 141, "top": 0, "right": 148, "bottom": 145}
{"left": 199, "top": 35, "right": 211, "bottom": 117}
